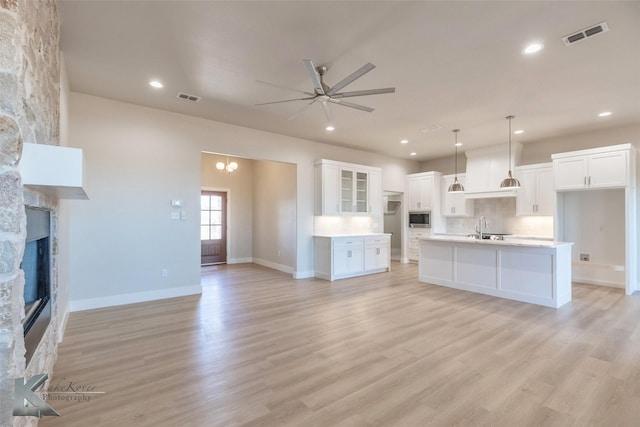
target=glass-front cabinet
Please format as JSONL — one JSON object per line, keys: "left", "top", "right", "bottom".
{"left": 340, "top": 169, "right": 368, "bottom": 213}
{"left": 314, "top": 159, "right": 381, "bottom": 216}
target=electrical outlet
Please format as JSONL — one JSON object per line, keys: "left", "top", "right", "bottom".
{"left": 580, "top": 253, "right": 590, "bottom": 262}
{"left": 161, "top": 269, "right": 168, "bottom": 277}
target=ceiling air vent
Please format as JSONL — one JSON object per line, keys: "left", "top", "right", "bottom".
{"left": 177, "top": 92, "right": 201, "bottom": 102}
{"left": 562, "top": 21, "right": 609, "bottom": 46}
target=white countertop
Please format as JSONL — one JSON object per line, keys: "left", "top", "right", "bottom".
{"left": 420, "top": 234, "right": 573, "bottom": 248}
{"left": 313, "top": 233, "right": 391, "bottom": 238}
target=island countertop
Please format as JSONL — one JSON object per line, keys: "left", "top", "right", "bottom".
{"left": 420, "top": 234, "right": 573, "bottom": 248}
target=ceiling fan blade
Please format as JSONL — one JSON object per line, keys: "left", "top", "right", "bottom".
{"left": 320, "top": 101, "right": 332, "bottom": 123}
{"left": 255, "top": 97, "right": 314, "bottom": 106}
{"left": 331, "top": 88, "right": 396, "bottom": 98}
{"left": 327, "top": 63, "right": 376, "bottom": 96}
{"left": 256, "top": 80, "right": 314, "bottom": 96}
{"left": 303, "top": 60, "right": 325, "bottom": 95}
{"left": 328, "top": 98, "right": 374, "bottom": 112}
{"left": 288, "top": 99, "right": 316, "bottom": 120}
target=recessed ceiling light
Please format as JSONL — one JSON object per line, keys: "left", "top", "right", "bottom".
{"left": 325, "top": 125, "right": 335, "bottom": 131}
{"left": 523, "top": 43, "right": 544, "bottom": 55}
{"left": 400, "top": 139, "right": 409, "bottom": 144}
{"left": 149, "top": 80, "right": 163, "bottom": 88}
{"left": 598, "top": 111, "right": 612, "bottom": 117}
{"left": 455, "top": 142, "right": 463, "bottom": 147}
{"left": 409, "top": 152, "right": 417, "bottom": 156}
{"left": 514, "top": 129, "right": 524, "bottom": 134}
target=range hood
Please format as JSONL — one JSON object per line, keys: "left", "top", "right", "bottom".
{"left": 464, "top": 143, "right": 522, "bottom": 199}
{"left": 18, "top": 143, "right": 89, "bottom": 199}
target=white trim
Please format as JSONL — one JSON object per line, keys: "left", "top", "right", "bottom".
{"left": 294, "top": 270, "right": 315, "bottom": 279}
{"left": 57, "top": 308, "right": 70, "bottom": 343}
{"left": 69, "top": 285, "right": 202, "bottom": 312}
{"left": 228, "top": 257, "right": 252, "bottom": 264}
{"left": 253, "top": 257, "right": 294, "bottom": 275}
{"left": 572, "top": 278, "right": 625, "bottom": 289}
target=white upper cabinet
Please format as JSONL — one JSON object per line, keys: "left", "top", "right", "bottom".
{"left": 553, "top": 145, "right": 630, "bottom": 191}
{"left": 515, "top": 163, "right": 554, "bottom": 216}
{"left": 441, "top": 174, "right": 473, "bottom": 217}
{"left": 407, "top": 173, "right": 436, "bottom": 211}
{"left": 315, "top": 159, "right": 382, "bottom": 216}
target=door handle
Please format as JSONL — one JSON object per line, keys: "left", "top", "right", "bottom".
{"left": 588, "top": 176, "right": 591, "bottom": 186}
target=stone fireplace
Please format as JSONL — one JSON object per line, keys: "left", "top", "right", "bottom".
{"left": 0, "top": 0, "right": 64, "bottom": 426}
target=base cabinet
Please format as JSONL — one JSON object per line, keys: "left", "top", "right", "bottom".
{"left": 314, "top": 235, "right": 390, "bottom": 281}
{"left": 418, "top": 238, "right": 572, "bottom": 308}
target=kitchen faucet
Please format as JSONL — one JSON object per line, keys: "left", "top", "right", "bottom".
{"left": 476, "top": 216, "right": 488, "bottom": 239}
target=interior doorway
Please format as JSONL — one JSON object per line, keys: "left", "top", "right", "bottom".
{"left": 201, "top": 190, "right": 227, "bottom": 265}
{"left": 383, "top": 191, "right": 403, "bottom": 261}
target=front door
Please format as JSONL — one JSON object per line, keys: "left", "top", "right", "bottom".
{"left": 201, "top": 191, "right": 227, "bottom": 265}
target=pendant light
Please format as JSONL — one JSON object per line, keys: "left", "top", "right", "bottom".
{"left": 448, "top": 129, "right": 464, "bottom": 193}
{"left": 500, "top": 115, "right": 520, "bottom": 189}
{"left": 216, "top": 156, "right": 238, "bottom": 173}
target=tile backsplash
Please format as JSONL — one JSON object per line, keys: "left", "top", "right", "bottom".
{"left": 446, "top": 197, "right": 553, "bottom": 237}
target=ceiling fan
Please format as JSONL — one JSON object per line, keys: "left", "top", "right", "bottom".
{"left": 256, "top": 60, "right": 395, "bottom": 121}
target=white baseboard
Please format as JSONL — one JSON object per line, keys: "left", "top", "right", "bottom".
{"left": 573, "top": 277, "right": 625, "bottom": 289}
{"left": 69, "top": 285, "right": 202, "bottom": 312}
{"left": 57, "top": 309, "right": 70, "bottom": 343}
{"left": 253, "top": 257, "right": 294, "bottom": 275}
{"left": 294, "top": 270, "right": 315, "bottom": 279}
{"left": 227, "top": 257, "right": 252, "bottom": 264}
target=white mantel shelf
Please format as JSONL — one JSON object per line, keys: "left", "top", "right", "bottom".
{"left": 419, "top": 236, "right": 573, "bottom": 308}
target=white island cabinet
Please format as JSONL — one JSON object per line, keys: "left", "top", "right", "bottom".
{"left": 419, "top": 236, "right": 573, "bottom": 308}
{"left": 314, "top": 234, "right": 391, "bottom": 281}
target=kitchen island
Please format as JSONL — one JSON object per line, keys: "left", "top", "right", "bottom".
{"left": 419, "top": 235, "right": 573, "bottom": 308}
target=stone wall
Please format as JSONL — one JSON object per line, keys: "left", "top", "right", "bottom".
{"left": 0, "top": 0, "right": 61, "bottom": 426}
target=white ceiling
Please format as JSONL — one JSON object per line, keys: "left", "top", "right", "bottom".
{"left": 58, "top": 1, "right": 640, "bottom": 161}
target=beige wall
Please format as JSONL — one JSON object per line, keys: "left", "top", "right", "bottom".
{"left": 67, "top": 92, "right": 418, "bottom": 308}
{"left": 201, "top": 154, "right": 254, "bottom": 262}
{"left": 252, "top": 160, "right": 297, "bottom": 271}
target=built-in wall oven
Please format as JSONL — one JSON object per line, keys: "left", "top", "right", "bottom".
{"left": 409, "top": 211, "right": 431, "bottom": 228}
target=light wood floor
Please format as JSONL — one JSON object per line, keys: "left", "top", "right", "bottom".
{"left": 42, "top": 262, "right": 640, "bottom": 426}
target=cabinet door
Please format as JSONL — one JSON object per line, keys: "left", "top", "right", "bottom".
{"left": 515, "top": 169, "right": 538, "bottom": 215}
{"left": 368, "top": 171, "right": 382, "bottom": 216}
{"left": 588, "top": 151, "right": 627, "bottom": 188}
{"left": 334, "top": 239, "right": 364, "bottom": 276}
{"left": 408, "top": 177, "right": 423, "bottom": 211}
{"left": 315, "top": 163, "right": 340, "bottom": 215}
{"left": 421, "top": 175, "right": 433, "bottom": 210}
{"left": 553, "top": 157, "right": 588, "bottom": 191}
{"left": 355, "top": 171, "right": 368, "bottom": 213}
{"left": 442, "top": 175, "right": 470, "bottom": 217}
{"left": 340, "top": 169, "right": 355, "bottom": 212}
{"left": 535, "top": 167, "right": 555, "bottom": 215}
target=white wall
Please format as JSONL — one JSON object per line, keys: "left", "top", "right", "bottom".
{"left": 67, "top": 92, "right": 418, "bottom": 308}
{"left": 201, "top": 154, "right": 254, "bottom": 263}
{"left": 252, "top": 160, "right": 297, "bottom": 272}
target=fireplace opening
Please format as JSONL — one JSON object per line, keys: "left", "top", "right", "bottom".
{"left": 21, "top": 207, "right": 52, "bottom": 365}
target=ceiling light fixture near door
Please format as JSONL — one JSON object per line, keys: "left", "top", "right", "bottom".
{"left": 522, "top": 42, "right": 544, "bottom": 55}
{"left": 448, "top": 129, "right": 464, "bottom": 193}
{"left": 216, "top": 157, "right": 238, "bottom": 173}
{"left": 500, "top": 115, "right": 521, "bottom": 189}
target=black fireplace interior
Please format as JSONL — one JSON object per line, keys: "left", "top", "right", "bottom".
{"left": 22, "top": 207, "right": 51, "bottom": 364}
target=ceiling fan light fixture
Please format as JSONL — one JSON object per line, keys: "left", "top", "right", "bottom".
{"left": 500, "top": 115, "right": 521, "bottom": 189}
{"left": 448, "top": 129, "right": 465, "bottom": 193}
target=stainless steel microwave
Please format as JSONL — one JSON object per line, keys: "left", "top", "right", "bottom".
{"left": 409, "top": 211, "right": 431, "bottom": 228}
